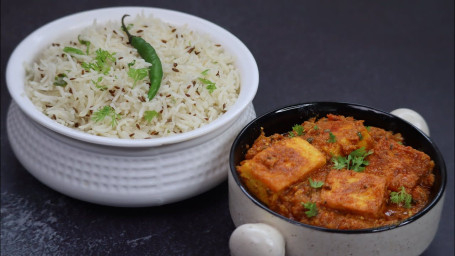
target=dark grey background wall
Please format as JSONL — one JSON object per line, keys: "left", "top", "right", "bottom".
{"left": 1, "top": 1, "right": 453, "bottom": 255}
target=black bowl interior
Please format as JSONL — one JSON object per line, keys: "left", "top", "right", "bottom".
{"left": 230, "top": 102, "right": 447, "bottom": 233}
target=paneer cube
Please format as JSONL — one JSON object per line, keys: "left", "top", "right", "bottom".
{"left": 315, "top": 114, "right": 374, "bottom": 156}
{"left": 366, "top": 138, "right": 435, "bottom": 191}
{"left": 237, "top": 137, "right": 326, "bottom": 206}
{"left": 321, "top": 170, "right": 387, "bottom": 217}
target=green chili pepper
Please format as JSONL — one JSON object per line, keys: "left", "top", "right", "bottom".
{"left": 121, "top": 14, "right": 163, "bottom": 101}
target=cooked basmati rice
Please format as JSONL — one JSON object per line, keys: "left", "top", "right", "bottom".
{"left": 25, "top": 14, "right": 240, "bottom": 139}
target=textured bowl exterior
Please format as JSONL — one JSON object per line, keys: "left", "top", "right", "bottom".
{"left": 7, "top": 102, "right": 256, "bottom": 206}
{"left": 229, "top": 171, "right": 445, "bottom": 256}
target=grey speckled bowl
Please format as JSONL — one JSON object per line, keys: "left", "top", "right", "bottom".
{"left": 228, "top": 102, "right": 446, "bottom": 256}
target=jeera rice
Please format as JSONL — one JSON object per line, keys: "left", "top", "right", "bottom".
{"left": 25, "top": 14, "right": 240, "bottom": 139}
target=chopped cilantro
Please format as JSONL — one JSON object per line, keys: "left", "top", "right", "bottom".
{"left": 121, "top": 23, "right": 134, "bottom": 32}
{"left": 82, "top": 48, "right": 116, "bottom": 74}
{"left": 327, "top": 132, "right": 337, "bottom": 143}
{"left": 309, "top": 178, "right": 324, "bottom": 189}
{"left": 53, "top": 73, "right": 67, "bottom": 87}
{"left": 91, "top": 77, "right": 107, "bottom": 90}
{"left": 92, "top": 106, "right": 121, "bottom": 127}
{"left": 313, "top": 125, "right": 319, "bottom": 130}
{"left": 77, "top": 35, "right": 91, "bottom": 55}
{"left": 302, "top": 202, "right": 318, "bottom": 218}
{"left": 144, "top": 110, "right": 159, "bottom": 123}
{"left": 331, "top": 147, "right": 373, "bottom": 172}
{"left": 201, "top": 69, "right": 210, "bottom": 76}
{"left": 292, "top": 124, "right": 305, "bottom": 136}
{"left": 390, "top": 186, "right": 413, "bottom": 209}
{"left": 128, "top": 67, "right": 149, "bottom": 88}
{"left": 63, "top": 46, "right": 85, "bottom": 55}
{"left": 332, "top": 155, "right": 347, "bottom": 170}
{"left": 198, "top": 77, "right": 217, "bottom": 93}
{"left": 127, "top": 60, "right": 136, "bottom": 67}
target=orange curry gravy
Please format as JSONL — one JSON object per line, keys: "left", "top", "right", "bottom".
{"left": 237, "top": 114, "right": 435, "bottom": 230}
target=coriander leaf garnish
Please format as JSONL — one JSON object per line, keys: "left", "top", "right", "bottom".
{"left": 390, "top": 186, "right": 413, "bottom": 209}
{"left": 77, "top": 35, "right": 91, "bottom": 55}
{"left": 309, "top": 178, "right": 324, "bottom": 189}
{"left": 292, "top": 124, "right": 305, "bottom": 136}
{"left": 349, "top": 147, "right": 373, "bottom": 172}
{"left": 121, "top": 23, "right": 134, "bottom": 32}
{"left": 332, "top": 155, "right": 347, "bottom": 170}
{"left": 53, "top": 73, "right": 68, "bottom": 87}
{"left": 63, "top": 46, "right": 85, "bottom": 55}
{"left": 127, "top": 60, "right": 136, "bottom": 67}
{"left": 327, "top": 132, "right": 337, "bottom": 143}
{"left": 91, "top": 77, "right": 107, "bottom": 90}
{"left": 82, "top": 48, "right": 116, "bottom": 74}
{"left": 201, "top": 69, "right": 210, "bottom": 76}
{"left": 198, "top": 77, "right": 217, "bottom": 94}
{"left": 301, "top": 202, "right": 318, "bottom": 218}
{"left": 128, "top": 67, "right": 149, "bottom": 88}
{"left": 92, "top": 106, "right": 121, "bottom": 127}
{"left": 313, "top": 125, "right": 319, "bottom": 130}
{"left": 331, "top": 147, "right": 373, "bottom": 172}
{"left": 144, "top": 110, "right": 159, "bottom": 123}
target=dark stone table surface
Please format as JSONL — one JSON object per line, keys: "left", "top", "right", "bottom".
{"left": 1, "top": 0, "right": 453, "bottom": 255}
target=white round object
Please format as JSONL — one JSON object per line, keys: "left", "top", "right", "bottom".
{"left": 229, "top": 223, "right": 285, "bottom": 256}
{"left": 390, "top": 108, "right": 430, "bottom": 136}
{"left": 5, "top": 7, "right": 259, "bottom": 206}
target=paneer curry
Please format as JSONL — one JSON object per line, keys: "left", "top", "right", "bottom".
{"left": 237, "top": 114, "right": 435, "bottom": 230}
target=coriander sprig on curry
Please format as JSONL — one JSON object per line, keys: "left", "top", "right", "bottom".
{"left": 237, "top": 114, "right": 435, "bottom": 230}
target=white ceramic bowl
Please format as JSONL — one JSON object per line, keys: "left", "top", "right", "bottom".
{"left": 6, "top": 7, "right": 259, "bottom": 206}
{"left": 228, "top": 103, "right": 446, "bottom": 256}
